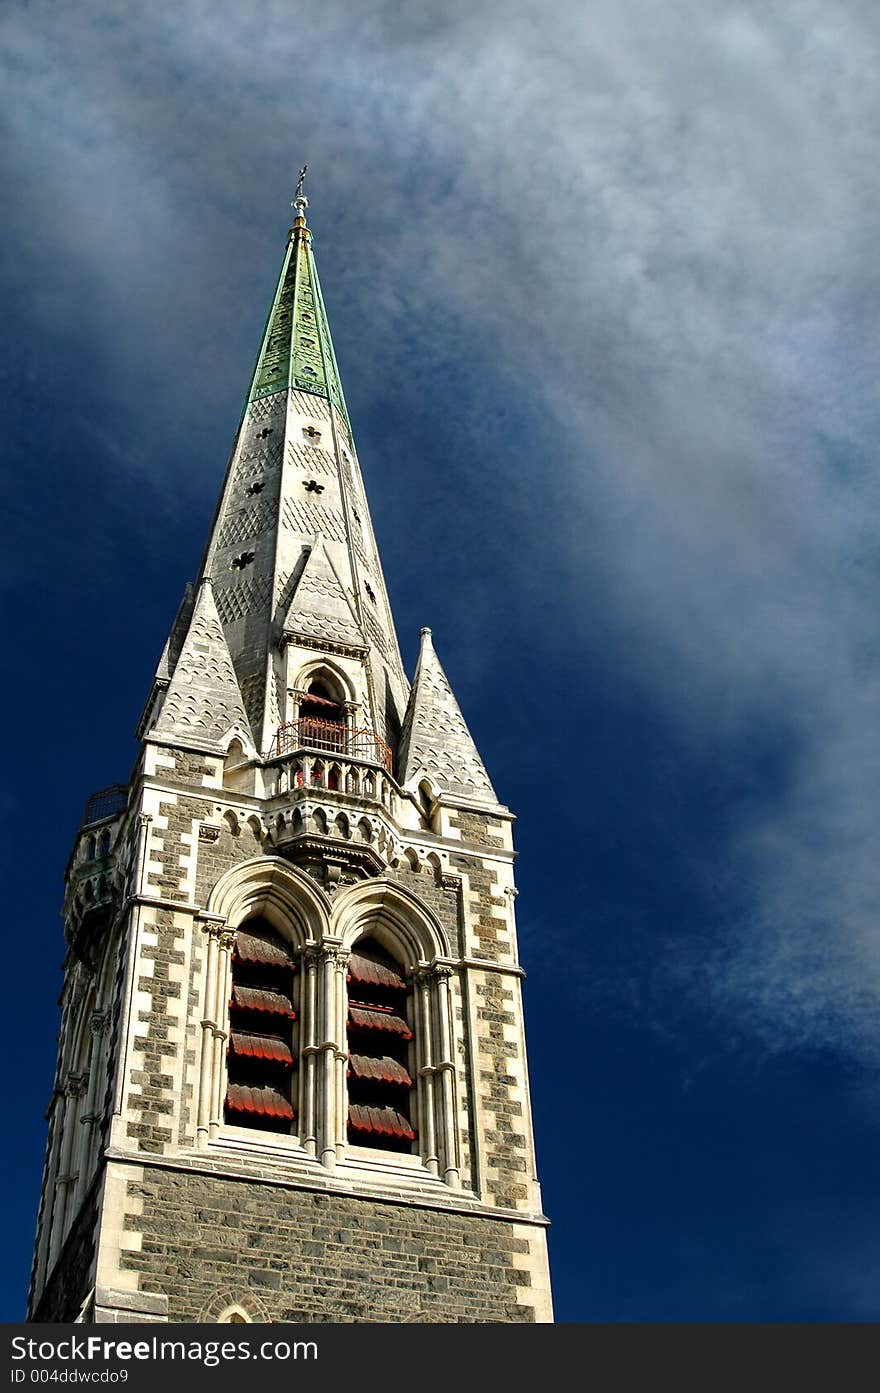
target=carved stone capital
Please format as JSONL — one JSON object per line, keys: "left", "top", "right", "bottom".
{"left": 321, "top": 945, "right": 350, "bottom": 972}
{"left": 418, "top": 963, "right": 454, "bottom": 988}
{"left": 196, "top": 913, "right": 228, "bottom": 943}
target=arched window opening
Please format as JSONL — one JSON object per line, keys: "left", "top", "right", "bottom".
{"left": 219, "top": 1308, "right": 250, "bottom": 1324}
{"left": 223, "top": 739, "right": 250, "bottom": 793}
{"left": 97, "top": 829, "right": 112, "bottom": 859}
{"left": 346, "top": 938, "right": 416, "bottom": 1153}
{"left": 225, "top": 918, "right": 297, "bottom": 1135}
{"left": 418, "top": 781, "right": 434, "bottom": 819}
{"left": 299, "top": 679, "right": 346, "bottom": 757}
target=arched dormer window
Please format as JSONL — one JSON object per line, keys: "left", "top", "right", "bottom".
{"left": 223, "top": 739, "right": 250, "bottom": 794}
{"left": 224, "top": 918, "right": 297, "bottom": 1135}
{"left": 298, "top": 680, "right": 346, "bottom": 758}
{"left": 346, "top": 938, "right": 417, "bottom": 1153}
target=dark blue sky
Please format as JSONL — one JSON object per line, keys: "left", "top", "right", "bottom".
{"left": 3, "top": 1, "right": 880, "bottom": 1322}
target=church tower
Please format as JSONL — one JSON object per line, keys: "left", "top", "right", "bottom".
{"left": 28, "top": 185, "right": 553, "bottom": 1324}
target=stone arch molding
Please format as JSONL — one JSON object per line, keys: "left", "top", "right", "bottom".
{"left": 330, "top": 879, "right": 450, "bottom": 968}
{"left": 205, "top": 858, "right": 450, "bottom": 965}
{"left": 198, "top": 1290, "right": 269, "bottom": 1323}
{"left": 221, "top": 724, "right": 257, "bottom": 761}
{"left": 206, "top": 856, "right": 330, "bottom": 945}
{"left": 293, "top": 655, "right": 356, "bottom": 705}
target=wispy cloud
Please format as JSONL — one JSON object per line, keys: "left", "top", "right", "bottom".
{"left": 3, "top": 0, "right": 880, "bottom": 1060}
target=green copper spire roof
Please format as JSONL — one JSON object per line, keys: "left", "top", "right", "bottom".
{"left": 246, "top": 199, "right": 351, "bottom": 432}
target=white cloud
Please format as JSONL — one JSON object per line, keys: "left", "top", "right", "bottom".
{"left": 3, "top": 0, "right": 880, "bottom": 1058}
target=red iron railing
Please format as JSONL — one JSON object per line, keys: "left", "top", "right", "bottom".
{"left": 274, "top": 717, "right": 392, "bottom": 773}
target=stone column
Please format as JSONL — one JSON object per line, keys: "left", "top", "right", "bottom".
{"left": 48, "top": 1073, "right": 87, "bottom": 1266}
{"left": 33, "top": 1089, "right": 64, "bottom": 1292}
{"left": 289, "top": 688, "right": 304, "bottom": 735}
{"left": 73, "top": 1009, "right": 109, "bottom": 1207}
{"left": 415, "top": 970, "right": 439, "bottom": 1176}
{"left": 318, "top": 945, "right": 349, "bottom": 1170}
{"left": 343, "top": 700, "right": 358, "bottom": 757}
{"left": 300, "top": 947, "right": 319, "bottom": 1156}
{"left": 209, "top": 929, "right": 236, "bottom": 1138}
{"left": 195, "top": 920, "right": 223, "bottom": 1148}
{"left": 433, "top": 966, "right": 460, "bottom": 1188}
{"left": 112, "top": 813, "right": 152, "bottom": 1120}
{"left": 334, "top": 949, "right": 351, "bottom": 1159}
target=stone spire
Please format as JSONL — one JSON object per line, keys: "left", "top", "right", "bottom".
{"left": 398, "top": 628, "right": 498, "bottom": 806}
{"left": 244, "top": 176, "right": 351, "bottom": 432}
{"left": 142, "top": 187, "right": 409, "bottom": 754}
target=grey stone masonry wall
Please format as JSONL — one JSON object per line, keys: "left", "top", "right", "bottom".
{"left": 127, "top": 906, "right": 183, "bottom": 1155}
{"left": 121, "top": 1166, "right": 536, "bottom": 1322}
{"left": 475, "top": 977, "right": 529, "bottom": 1210}
{"left": 194, "top": 820, "right": 262, "bottom": 906}
{"left": 450, "top": 854, "right": 512, "bottom": 962}
{"left": 146, "top": 793, "right": 204, "bottom": 903}
{"left": 384, "top": 861, "right": 465, "bottom": 956}
{"left": 442, "top": 806, "right": 536, "bottom": 1210}
{"left": 452, "top": 810, "right": 507, "bottom": 844}
{"left": 157, "top": 753, "right": 214, "bottom": 788}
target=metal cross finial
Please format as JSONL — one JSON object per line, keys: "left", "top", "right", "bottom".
{"left": 292, "top": 164, "right": 309, "bottom": 221}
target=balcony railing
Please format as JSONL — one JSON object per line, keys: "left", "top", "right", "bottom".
{"left": 274, "top": 717, "right": 393, "bottom": 773}
{"left": 82, "top": 784, "right": 128, "bottom": 828}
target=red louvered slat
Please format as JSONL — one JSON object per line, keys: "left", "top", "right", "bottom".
{"left": 348, "top": 1103, "right": 416, "bottom": 1142}
{"left": 231, "top": 984, "right": 296, "bottom": 1018}
{"left": 226, "top": 1083, "right": 295, "bottom": 1121}
{"left": 347, "top": 954, "right": 407, "bottom": 992}
{"left": 234, "top": 929, "right": 296, "bottom": 967}
{"left": 348, "top": 1054, "right": 412, "bottom": 1087}
{"left": 229, "top": 1032, "right": 294, "bottom": 1066}
{"left": 348, "top": 1004, "right": 413, "bottom": 1040}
